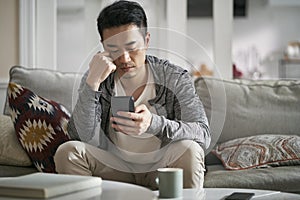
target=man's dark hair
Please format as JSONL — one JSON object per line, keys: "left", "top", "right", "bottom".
{"left": 97, "top": 0, "right": 148, "bottom": 40}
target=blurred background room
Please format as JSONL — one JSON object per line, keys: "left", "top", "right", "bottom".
{"left": 0, "top": 0, "right": 300, "bottom": 112}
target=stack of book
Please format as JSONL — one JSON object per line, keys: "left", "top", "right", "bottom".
{"left": 0, "top": 173, "right": 102, "bottom": 199}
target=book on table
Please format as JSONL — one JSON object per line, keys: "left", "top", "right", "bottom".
{"left": 0, "top": 172, "right": 102, "bottom": 199}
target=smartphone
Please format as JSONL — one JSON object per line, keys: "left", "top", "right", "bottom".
{"left": 111, "top": 96, "right": 135, "bottom": 123}
{"left": 225, "top": 192, "right": 255, "bottom": 200}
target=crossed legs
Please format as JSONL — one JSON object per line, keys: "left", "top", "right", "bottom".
{"left": 54, "top": 140, "right": 205, "bottom": 189}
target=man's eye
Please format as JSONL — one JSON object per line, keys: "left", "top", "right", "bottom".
{"left": 126, "top": 46, "right": 137, "bottom": 51}
{"left": 110, "top": 50, "right": 119, "bottom": 53}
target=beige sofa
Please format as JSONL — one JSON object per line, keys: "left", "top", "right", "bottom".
{"left": 1, "top": 66, "right": 300, "bottom": 193}
{"left": 195, "top": 77, "right": 300, "bottom": 193}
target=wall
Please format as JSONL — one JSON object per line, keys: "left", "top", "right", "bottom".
{"left": 1, "top": 0, "right": 299, "bottom": 113}
{"left": 0, "top": 0, "right": 19, "bottom": 113}
{"left": 233, "top": 0, "right": 300, "bottom": 78}
{"left": 58, "top": 0, "right": 300, "bottom": 79}
{"left": 57, "top": 0, "right": 87, "bottom": 73}
{"left": 56, "top": 0, "right": 165, "bottom": 73}
{"left": 187, "top": 0, "right": 300, "bottom": 79}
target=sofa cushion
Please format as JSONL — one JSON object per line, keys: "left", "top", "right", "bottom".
{"left": 0, "top": 165, "right": 37, "bottom": 177}
{"left": 3, "top": 66, "right": 82, "bottom": 116}
{"left": 0, "top": 115, "right": 32, "bottom": 166}
{"left": 195, "top": 77, "right": 300, "bottom": 147}
{"left": 212, "top": 134, "right": 300, "bottom": 170}
{"left": 204, "top": 165, "right": 300, "bottom": 193}
{"left": 8, "top": 82, "right": 71, "bottom": 173}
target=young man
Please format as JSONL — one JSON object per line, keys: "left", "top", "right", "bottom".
{"left": 54, "top": 0, "right": 210, "bottom": 189}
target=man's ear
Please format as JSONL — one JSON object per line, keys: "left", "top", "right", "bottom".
{"left": 145, "top": 32, "right": 150, "bottom": 49}
{"left": 100, "top": 39, "right": 106, "bottom": 52}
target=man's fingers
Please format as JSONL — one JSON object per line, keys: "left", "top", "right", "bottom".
{"left": 108, "top": 62, "right": 116, "bottom": 72}
{"left": 112, "top": 123, "right": 140, "bottom": 135}
{"left": 117, "top": 111, "right": 143, "bottom": 121}
{"left": 111, "top": 116, "right": 136, "bottom": 127}
{"left": 135, "top": 104, "right": 147, "bottom": 113}
{"left": 98, "top": 51, "right": 110, "bottom": 56}
{"left": 111, "top": 104, "right": 152, "bottom": 136}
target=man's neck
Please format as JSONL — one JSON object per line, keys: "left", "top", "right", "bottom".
{"left": 118, "top": 64, "right": 148, "bottom": 100}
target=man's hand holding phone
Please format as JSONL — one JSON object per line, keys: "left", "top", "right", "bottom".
{"left": 111, "top": 96, "right": 152, "bottom": 136}
{"left": 86, "top": 51, "right": 116, "bottom": 91}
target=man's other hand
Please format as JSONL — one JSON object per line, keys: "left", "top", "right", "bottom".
{"left": 86, "top": 51, "right": 116, "bottom": 91}
{"left": 110, "top": 104, "right": 152, "bottom": 135}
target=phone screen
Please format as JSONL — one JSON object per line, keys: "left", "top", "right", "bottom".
{"left": 111, "top": 96, "right": 135, "bottom": 120}
{"left": 225, "top": 192, "right": 255, "bottom": 200}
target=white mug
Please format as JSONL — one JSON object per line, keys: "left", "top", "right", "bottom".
{"left": 156, "top": 168, "right": 183, "bottom": 198}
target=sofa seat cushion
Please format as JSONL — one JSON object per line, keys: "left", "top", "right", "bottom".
{"left": 8, "top": 82, "right": 71, "bottom": 173}
{"left": 0, "top": 115, "right": 32, "bottom": 166}
{"left": 212, "top": 134, "right": 300, "bottom": 170}
{"left": 204, "top": 165, "right": 300, "bottom": 193}
{"left": 0, "top": 165, "right": 37, "bottom": 177}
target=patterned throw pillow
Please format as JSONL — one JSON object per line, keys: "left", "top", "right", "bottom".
{"left": 212, "top": 134, "right": 300, "bottom": 170}
{"left": 7, "top": 82, "right": 71, "bottom": 173}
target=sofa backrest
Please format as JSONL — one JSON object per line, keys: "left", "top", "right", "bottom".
{"left": 4, "top": 67, "right": 300, "bottom": 149}
{"left": 3, "top": 66, "right": 83, "bottom": 115}
{"left": 195, "top": 77, "right": 300, "bottom": 148}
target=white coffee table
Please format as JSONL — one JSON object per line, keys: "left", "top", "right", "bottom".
{"left": 1, "top": 180, "right": 299, "bottom": 200}
{"left": 101, "top": 180, "right": 156, "bottom": 200}
{"left": 56, "top": 181, "right": 300, "bottom": 200}
{"left": 154, "top": 188, "right": 300, "bottom": 200}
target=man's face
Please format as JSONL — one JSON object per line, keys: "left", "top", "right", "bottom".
{"left": 102, "top": 24, "right": 150, "bottom": 79}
